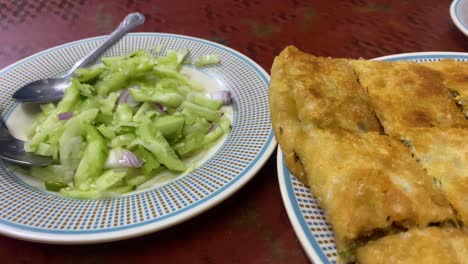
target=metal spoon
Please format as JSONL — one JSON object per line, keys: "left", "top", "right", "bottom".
{"left": 0, "top": 118, "right": 52, "bottom": 166}
{"left": 12, "top": 12, "right": 145, "bottom": 103}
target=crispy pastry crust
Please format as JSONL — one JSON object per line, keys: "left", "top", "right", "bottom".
{"left": 295, "top": 129, "right": 455, "bottom": 253}
{"left": 269, "top": 46, "right": 307, "bottom": 183}
{"left": 269, "top": 46, "right": 468, "bottom": 263}
{"left": 280, "top": 46, "right": 380, "bottom": 133}
{"left": 356, "top": 227, "right": 468, "bottom": 264}
{"left": 269, "top": 46, "right": 380, "bottom": 184}
{"left": 351, "top": 60, "right": 467, "bottom": 137}
{"left": 402, "top": 128, "right": 468, "bottom": 225}
{"left": 423, "top": 59, "right": 468, "bottom": 117}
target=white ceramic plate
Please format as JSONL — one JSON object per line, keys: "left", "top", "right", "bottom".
{"left": 451, "top": 0, "right": 468, "bottom": 36}
{"left": 277, "top": 52, "right": 468, "bottom": 264}
{"left": 0, "top": 33, "right": 276, "bottom": 244}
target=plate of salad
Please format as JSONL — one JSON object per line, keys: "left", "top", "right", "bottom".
{"left": 0, "top": 33, "right": 275, "bottom": 243}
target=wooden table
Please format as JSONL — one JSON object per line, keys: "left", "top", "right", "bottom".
{"left": 0, "top": 0, "right": 465, "bottom": 263}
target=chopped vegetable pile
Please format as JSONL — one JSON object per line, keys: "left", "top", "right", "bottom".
{"left": 25, "top": 49, "right": 231, "bottom": 199}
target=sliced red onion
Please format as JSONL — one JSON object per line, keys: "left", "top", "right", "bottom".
{"left": 118, "top": 86, "right": 140, "bottom": 107}
{"left": 208, "top": 123, "right": 217, "bottom": 133}
{"left": 58, "top": 112, "right": 73, "bottom": 120}
{"left": 210, "top": 90, "right": 232, "bottom": 105}
{"left": 105, "top": 148, "right": 143, "bottom": 169}
{"left": 154, "top": 103, "right": 167, "bottom": 113}
{"left": 118, "top": 90, "right": 130, "bottom": 104}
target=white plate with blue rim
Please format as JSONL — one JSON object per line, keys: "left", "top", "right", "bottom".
{"left": 277, "top": 51, "right": 468, "bottom": 264}
{"left": 451, "top": 0, "right": 468, "bottom": 36}
{"left": 0, "top": 32, "right": 276, "bottom": 244}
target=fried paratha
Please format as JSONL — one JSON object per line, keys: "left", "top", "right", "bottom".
{"left": 295, "top": 128, "right": 454, "bottom": 260}
{"left": 351, "top": 60, "right": 467, "bottom": 137}
{"left": 402, "top": 128, "right": 468, "bottom": 225}
{"left": 356, "top": 227, "right": 468, "bottom": 264}
{"left": 269, "top": 46, "right": 468, "bottom": 263}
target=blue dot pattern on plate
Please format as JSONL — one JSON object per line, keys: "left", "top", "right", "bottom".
{"left": 282, "top": 53, "right": 468, "bottom": 264}
{"left": 0, "top": 33, "right": 274, "bottom": 236}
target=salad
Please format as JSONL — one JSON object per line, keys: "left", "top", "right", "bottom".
{"left": 25, "top": 49, "right": 232, "bottom": 199}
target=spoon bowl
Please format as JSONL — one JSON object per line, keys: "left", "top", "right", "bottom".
{"left": 12, "top": 77, "right": 70, "bottom": 103}
{"left": 0, "top": 119, "right": 52, "bottom": 166}
{"left": 0, "top": 138, "right": 52, "bottom": 166}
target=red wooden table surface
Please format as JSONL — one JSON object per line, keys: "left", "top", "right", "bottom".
{"left": 0, "top": 0, "right": 466, "bottom": 263}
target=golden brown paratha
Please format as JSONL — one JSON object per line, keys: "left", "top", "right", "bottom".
{"left": 351, "top": 60, "right": 467, "bottom": 137}
{"left": 269, "top": 46, "right": 380, "bottom": 185}
{"left": 269, "top": 46, "right": 468, "bottom": 263}
{"left": 424, "top": 59, "right": 468, "bottom": 117}
{"left": 402, "top": 128, "right": 468, "bottom": 225}
{"left": 356, "top": 227, "right": 468, "bottom": 264}
{"left": 295, "top": 128, "right": 454, "bottom": 259}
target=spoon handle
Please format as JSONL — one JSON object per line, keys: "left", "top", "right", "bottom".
{"left": 65, "top": 12, "right": 145, "bottom": 76}
{"left": 0, "top": 118, "right": 12, "bottom": 141}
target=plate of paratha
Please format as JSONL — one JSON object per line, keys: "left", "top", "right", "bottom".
{"left": 273, "top": 48, "right": 468, "bottom": 264}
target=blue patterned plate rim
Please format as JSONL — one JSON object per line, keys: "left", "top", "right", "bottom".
{"left": 276, "top": 52, "right": 468, "bottom": 264}
{"left": 0, "top": 33, "right": 277, "bottom": 244}
{"left": 451, "top": 0, "right": 468, "bottom": 37}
